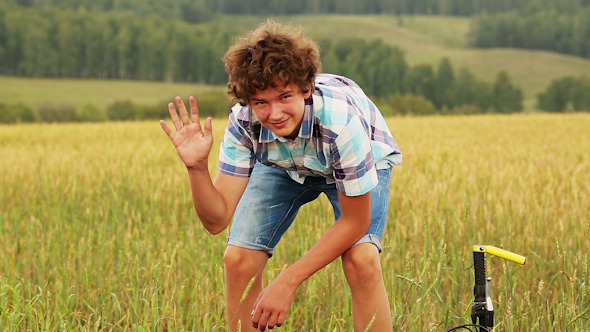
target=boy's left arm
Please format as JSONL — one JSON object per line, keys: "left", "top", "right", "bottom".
{"left": 251, "top": 191, "right": 371, "bottom": 330}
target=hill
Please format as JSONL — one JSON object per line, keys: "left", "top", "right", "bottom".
{"left": 4, "top": 15, "right": 590, "bottom": 111}
{"left": 218, "top": 15, "right": 590, "bottom": 109}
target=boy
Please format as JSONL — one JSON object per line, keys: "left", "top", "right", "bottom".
{"left": 160, "top": 20, "right": 402, "bottom": 331}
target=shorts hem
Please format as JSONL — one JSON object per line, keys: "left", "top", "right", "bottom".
{"left": 353, "top": 234, "right": 383, "bottom": 253}
{"left": 227, "top": 238, "right": 275, "bottom": 257}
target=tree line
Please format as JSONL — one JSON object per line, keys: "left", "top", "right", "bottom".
{"left": 0, "top": 5, "right": 234, "bottom": 82}
{"left": 4, "top": 0, "right": 590, "bottom": 61}
{"left": 3, "top": 0, "right": 589, "bottom": 21}
{"left": 537, "top": 76, "right": 590, "bottom": 112}
{"left": 0, "top": 4, "right": 526, "bottom": 120}
{"left": 4, "top": 71, "right": 584, "bottom": 124}
{"left": 318, "top": 38, "right": 523, "bottom": 114}
{"left": 471, "top": 8, "right": 590, "bottom": 59}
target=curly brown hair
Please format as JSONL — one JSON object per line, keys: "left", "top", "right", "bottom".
{"left": 223, "top": 19, "right": 322, "bottom": 106}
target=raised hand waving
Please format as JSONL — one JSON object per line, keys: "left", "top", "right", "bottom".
{"left": 160, "top": 96, "right": 213, "bottom": 171}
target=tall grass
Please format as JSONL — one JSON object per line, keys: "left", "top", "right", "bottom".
{"left": 1, "top": 113, "right": 588, "bottom": 331}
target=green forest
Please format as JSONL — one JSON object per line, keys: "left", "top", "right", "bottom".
{"left": 4, "top": 0, "right": 590, "bottom": 17}
{"left": 1, "top": 0, "right": 589, "bottom": 123}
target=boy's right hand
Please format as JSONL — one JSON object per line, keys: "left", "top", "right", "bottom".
{"left": 160, "top": 96, "right": 213, "bottom": 171}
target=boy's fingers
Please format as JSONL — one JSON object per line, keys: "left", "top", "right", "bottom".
{"left": 176, "top": 96, "right": 190, "bottom": 126}
{"left": 168, "top": 102, "right": 182, "bottom": 131}
{"left": 266, "top": 311, "right": 280, "bottom": 330}
{"left": 160, "top": 120, "right": 174, "bottom": 139}
{"left": 251, "top": 305, "right": 262, "bottom": 329}
{"left": 203, "top": 117, "right": 213, "bottom": 137}
{"left": 189, "top": 96, "right": 200, "bottom": 123}
{"left": 277, "top": 312, "right": 286, "bottom": 327}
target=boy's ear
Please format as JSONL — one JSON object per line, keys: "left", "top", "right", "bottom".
{"left": 304, "top": 86, "right": 313, "bottom": 99}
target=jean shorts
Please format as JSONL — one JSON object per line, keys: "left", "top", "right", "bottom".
{"left": 227, "top": 163, "right": 392, "bottom": 257}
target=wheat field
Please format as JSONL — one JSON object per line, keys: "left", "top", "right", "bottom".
{"left": 1, "top": 113, "right": 588, "bottom": 331}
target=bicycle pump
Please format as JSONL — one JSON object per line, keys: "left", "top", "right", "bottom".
{"left": 471, "top": 245, "right": 526, "bottom": 332}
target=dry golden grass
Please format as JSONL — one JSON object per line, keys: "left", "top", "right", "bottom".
{"left": 0, "top": 113, "right": 588, "bottom": 331}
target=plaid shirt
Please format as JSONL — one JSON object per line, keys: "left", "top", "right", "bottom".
{"left": 219, "top": 74, "right": 402, "bottom": 196}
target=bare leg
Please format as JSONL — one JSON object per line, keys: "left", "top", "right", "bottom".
{"left": 224, "top": 246, "right": 269, "bottom": 332}
{"left": 341, "top": 243, "right": 393, "bottom": 332}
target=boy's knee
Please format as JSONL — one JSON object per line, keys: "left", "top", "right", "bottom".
{"left": 342, "top": 244, "right": 382, "bottom": 283}
{"left": 223, "top": 246, "right": 248, "bottom": 271}
{"left": 224, "top": 246, "right": 267, "bottom": 277}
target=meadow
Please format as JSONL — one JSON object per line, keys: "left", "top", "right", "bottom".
{"left": 1, "top": 113, "right": 588, "bottom": 331}
{"left": 0, "top": 76, "right": 226, "bottom": 114}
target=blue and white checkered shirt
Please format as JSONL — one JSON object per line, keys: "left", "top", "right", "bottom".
{"left": 219, "top": 74, "right": 402, "bottom": 196}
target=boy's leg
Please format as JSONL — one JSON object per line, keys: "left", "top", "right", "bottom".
{"left": 224, "top": 163, "right": 321, "bottom": 331}
{"left": 325, "top": 168, "right": 393, "bottom": 331}
{"left": 224, "top": 246, "right": 269, "bottom": 332}
{"left": 341, "top": 243, "right": 392, "bottom": 331}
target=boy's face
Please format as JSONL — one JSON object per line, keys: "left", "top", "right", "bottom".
{"left": 249, "top": 82, "right": 311, "bottom": 139}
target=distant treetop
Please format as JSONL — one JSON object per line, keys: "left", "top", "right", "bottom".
{"left": 2, "top": 0, "right": 589, "bottom": 23}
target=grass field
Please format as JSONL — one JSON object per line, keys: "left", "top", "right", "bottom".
{"left": 1, "top": 113, "right": 588, "bottom": 331}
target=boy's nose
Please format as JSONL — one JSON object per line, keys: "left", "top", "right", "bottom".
{"left": 268, "top": 103, "right": 284, "bottom": 120}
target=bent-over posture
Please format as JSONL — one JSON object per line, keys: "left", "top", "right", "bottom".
{"left": 160, "top": 20, "right": 402, "bottom": 331}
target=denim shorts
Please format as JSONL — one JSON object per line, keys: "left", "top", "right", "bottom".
{"left": 227, "top": 163, "right": 392, "bottom": 257}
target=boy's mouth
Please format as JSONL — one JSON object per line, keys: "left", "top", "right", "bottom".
{"left": 271, "top": 119, "right": 289, "bottom": 128}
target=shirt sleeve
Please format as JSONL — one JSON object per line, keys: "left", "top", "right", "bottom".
{"left": 218, "top": 110, "right": 256, "bottom": 177}
{"left": 331, "top": 115, "right": 378, "bottom": 196}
